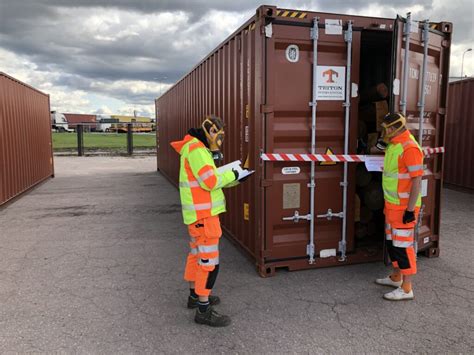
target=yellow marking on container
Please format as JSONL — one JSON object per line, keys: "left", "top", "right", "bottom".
{"left": 243, "top": 154, "right": 250, "bottom": 169}
{"left": 299, "top": 12, "right": 307, "bottom": 19}
{"left": 319, "top": 147, "right": 337, "bottom": 166}
{"left": 276, "top": 10, "right": 282, "bottom": 16}
{"left": 282, "top": 10, "right": 290, "bottom": 17}
{"left": 249, "top": 23, "right": 256, "bottom": 31}
{"left": 245, "top": 104, "right": 250, "bottom": 119}
{"left": 290, "top": 12, "right": 298, "bottom": 18}
{"left": 244, "top": 203, "right": 250, "bottom": 221}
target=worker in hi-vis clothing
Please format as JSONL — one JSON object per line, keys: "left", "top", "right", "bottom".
{"left": 171, "top": 115, "right": 250, "bottom": 327}
{"left": 375, "top": 113, "right": 424, "bottom": 301}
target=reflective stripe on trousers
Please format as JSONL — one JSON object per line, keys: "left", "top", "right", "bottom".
{"left": 198, "top": 244, "right": 219, "bottom": 253}
{"left": 385, "top": 223, "right": 392, "bottom": 241}
{"left": 198, "top": 256, "right": 219, "bottom": 266}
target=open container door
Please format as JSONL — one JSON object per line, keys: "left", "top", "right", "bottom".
{"left": 262, "top": 13, "right": 361, "bottom": 274}
{"left": 390, "top": 14, "right": 452, "bottom": 255}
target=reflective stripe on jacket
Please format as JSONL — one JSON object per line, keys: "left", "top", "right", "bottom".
{"left": 382, "top": 130, "right": 424, "bottom": 210}
{"left": 171, "top": 135, "right": 236, "bottom": 224}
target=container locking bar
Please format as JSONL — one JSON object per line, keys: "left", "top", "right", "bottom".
{"left": 317, "top": 209, "right": 344, "bottom": 220}
{"left": 400, "top": 12, "right": 412, "bottom": 116}
{"left": 338, "top": 20, "right": 353, "bottom": 262}
{"left": 282, "top": 211, "right": 312, "bottom": 223}
{"left": 307, "top": 17, "right": 319, "bottom": 265}
{"left": 417, "top": 20, "right": 430, "bottom": 145}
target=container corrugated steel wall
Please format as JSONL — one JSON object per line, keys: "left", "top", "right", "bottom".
{"left": 0, "top": 72, "right": 54, "bottom": 206}
{"left": 444, "top": 78, "right": 474, "bottom": 191}
{"left": 156, "top": 6, "right": 451, "bottom": 276}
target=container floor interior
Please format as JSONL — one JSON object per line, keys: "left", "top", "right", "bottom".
{"left": 353, "top": 30, "right": 393, "bottom": 252}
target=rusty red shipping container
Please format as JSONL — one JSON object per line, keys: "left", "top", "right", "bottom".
{"left": 156, "top": 6, "right": 452, "bottom": 276}
{"left": 444, "top": 78, "right": 474, "bottom": 191}
{"left": 63, "top": 113, "right": 97, "bottom": 130}
{"left": 0, "top": 72, "right": 54, "bottom": 206}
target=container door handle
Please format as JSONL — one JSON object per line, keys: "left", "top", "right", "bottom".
{"left": 316, "top": 208, "right": 344, "bottom": 220}
{"left": 282, "top": 210, "right": 312, "bottom": 223}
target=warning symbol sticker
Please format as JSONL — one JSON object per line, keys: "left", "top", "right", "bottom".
{"left": 316, "top": 66, "right": 346, "bottom": 100}
{"left": 319, "top": 147, "right": 337, "bottom": 166}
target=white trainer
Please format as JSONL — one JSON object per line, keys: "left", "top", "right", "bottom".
{"left": 375, "top": 276, "right": 402, "bottom": 288}
{"left": 383, "top": 287, "right": 414, "bottom": 301}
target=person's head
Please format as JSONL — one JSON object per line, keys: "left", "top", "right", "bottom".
{"left": 201, "top": 115, "right": 225, "bottom": 160}
{"left": 381, "top": 112, "right": 407, "bottom": 142}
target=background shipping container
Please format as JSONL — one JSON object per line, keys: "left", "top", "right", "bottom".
{"left": 156, "top": 6, "right": 452, "bottom": 276}
{"left": 0, "top": 72, "right": 54, "bottom": 206}
{"left": 444, "top": 78, "right": 474, "bottom": 191}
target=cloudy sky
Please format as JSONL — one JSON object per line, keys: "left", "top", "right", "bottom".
{"left": 1, "top": 0, "right": 472, "bottom": 117}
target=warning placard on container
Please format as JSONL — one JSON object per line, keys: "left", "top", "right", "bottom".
{"left": 316, "top": 66, "right": 346, "bottom": 100}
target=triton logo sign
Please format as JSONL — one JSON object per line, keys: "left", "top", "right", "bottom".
{"left": 316, "top": 66, "right": 346, "bottom": 100}
{"left": 323, "top": 69, "right": 339, "bottom": 83}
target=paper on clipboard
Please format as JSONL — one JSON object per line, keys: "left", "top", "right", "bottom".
{"left": 364, "top": 156, "right": 384, "bottom": 172}
{"left": 217, "top": 160, "right": 255, "bottom": 180}
{"left": 217, "top": 160, "right": 242, "bottom": 174}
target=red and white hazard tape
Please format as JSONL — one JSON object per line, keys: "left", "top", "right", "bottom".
{"left": 260, "top": 147, "right": 444, "bottom": 162}
{"left": 422, "top": 147, "right": 445, "bottom": 155}
{"left": 261, "top": 153, "right": 365, "bottom": 162}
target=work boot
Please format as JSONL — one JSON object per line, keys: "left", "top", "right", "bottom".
{"left": 194, "top": 306, "right": 231, "bottom": 327}
{"left": 187, "top": 295, "right": 221, "bottom": 309}
{"left": 375, "top": 276, "right": 402, "bottom": 288}
{"left": 383, "top": 287, "right": 414, "bottom": 301}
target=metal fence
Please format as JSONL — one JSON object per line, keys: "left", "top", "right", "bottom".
{"left": 52, "top": 122, "right": 156, "bottom": 156}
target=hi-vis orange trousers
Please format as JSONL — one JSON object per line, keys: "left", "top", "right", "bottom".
{"left": 184, "top": 216, "right": 221, "bottom": 296}
{"left": 385, "top": 208, "right": 418, "bottom": 276}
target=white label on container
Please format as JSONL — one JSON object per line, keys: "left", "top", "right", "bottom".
{"left": 244, "top": 125, "right": 249, "bottom": 142}
{"left": 410, "top": 20, "right": 419, "bottom": 33}
{"left": 351, "top": 83, "right": 359, "bottom": 98}
{"left": 325, "top": 19, "right": 342, "bottom": 35}
{"left": 380, "top": 24, "right": 387, "bottom": 29}
{"left": 423, "top": 236, "right": 430, "bottom": 244}
{"left": 265, "top": 23, "right": 272, "bottom": 38}
{"left": 421, "top": 179, "right": 428, "bottom": 197}
{"left": 285, "top": 45, "right": 299, "bottom": 63}
{"left": 393, "top": 79, "right": 400, "bottom": 95}
{"left": 316, "top": 66, "right": 345, "bottom": 100}
{"left": 320, "top": 248, "right": 337, "bottom": 258}
{"left": 282, "top": 167, "right": 301, "bottom": 175}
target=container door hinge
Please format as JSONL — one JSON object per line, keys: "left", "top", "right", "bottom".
{"left": 260, "top": 179, "right": 273, "bottom": 187}
{"left": 338, "top": 241, "right": 347, "bottom": 261}
{"left": 260, "top": 104, "right": 274, "bottom": 113}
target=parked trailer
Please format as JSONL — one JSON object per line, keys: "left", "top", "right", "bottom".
{"left": 444, "top": 78, "right": 474, "bottom": 191}
{"left": 156, "top": 6, "right": 452, "bottom": 276}
{"left": 0, "top": 72, "right": 54, "bottom": 206}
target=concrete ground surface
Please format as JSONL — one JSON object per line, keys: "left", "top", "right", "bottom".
{"left": 0, "top": 156, "right": 472, "bottom": 354}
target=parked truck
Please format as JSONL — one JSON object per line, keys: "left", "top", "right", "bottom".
{"left": 51, "top": 111, "right": 73, "bottom": 132}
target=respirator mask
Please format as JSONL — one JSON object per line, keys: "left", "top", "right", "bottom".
{"left": 380, "top": 113, "right": 406, "bottom": 143}
{"left": 202, "top": 116, "right": 225, "bottom": 162}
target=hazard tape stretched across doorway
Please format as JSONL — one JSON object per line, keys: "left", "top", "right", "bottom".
{"left": 260, "top": 147, "right": 444, "bottom": 162}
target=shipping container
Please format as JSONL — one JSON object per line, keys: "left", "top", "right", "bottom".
{"left": 0, "top": 72, "right": 54, "bottom": 206}
{"left": 63, "top": 113, "right": 97, "bottom": 131}
{"left": 444, "top": 78, "right": 474, "bottom": 191}
{"left": 156, "top": 6, "right": 452, "bottom": 276}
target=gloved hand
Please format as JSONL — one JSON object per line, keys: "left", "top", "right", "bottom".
{"left": 232, "top": 168, "right": 251, "bottom": 182}
{"left": 403, "top": 209, "right": 416, "bottom": 224}
{"left": 375, "top": 138, "right": 387, "bottom": 152}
